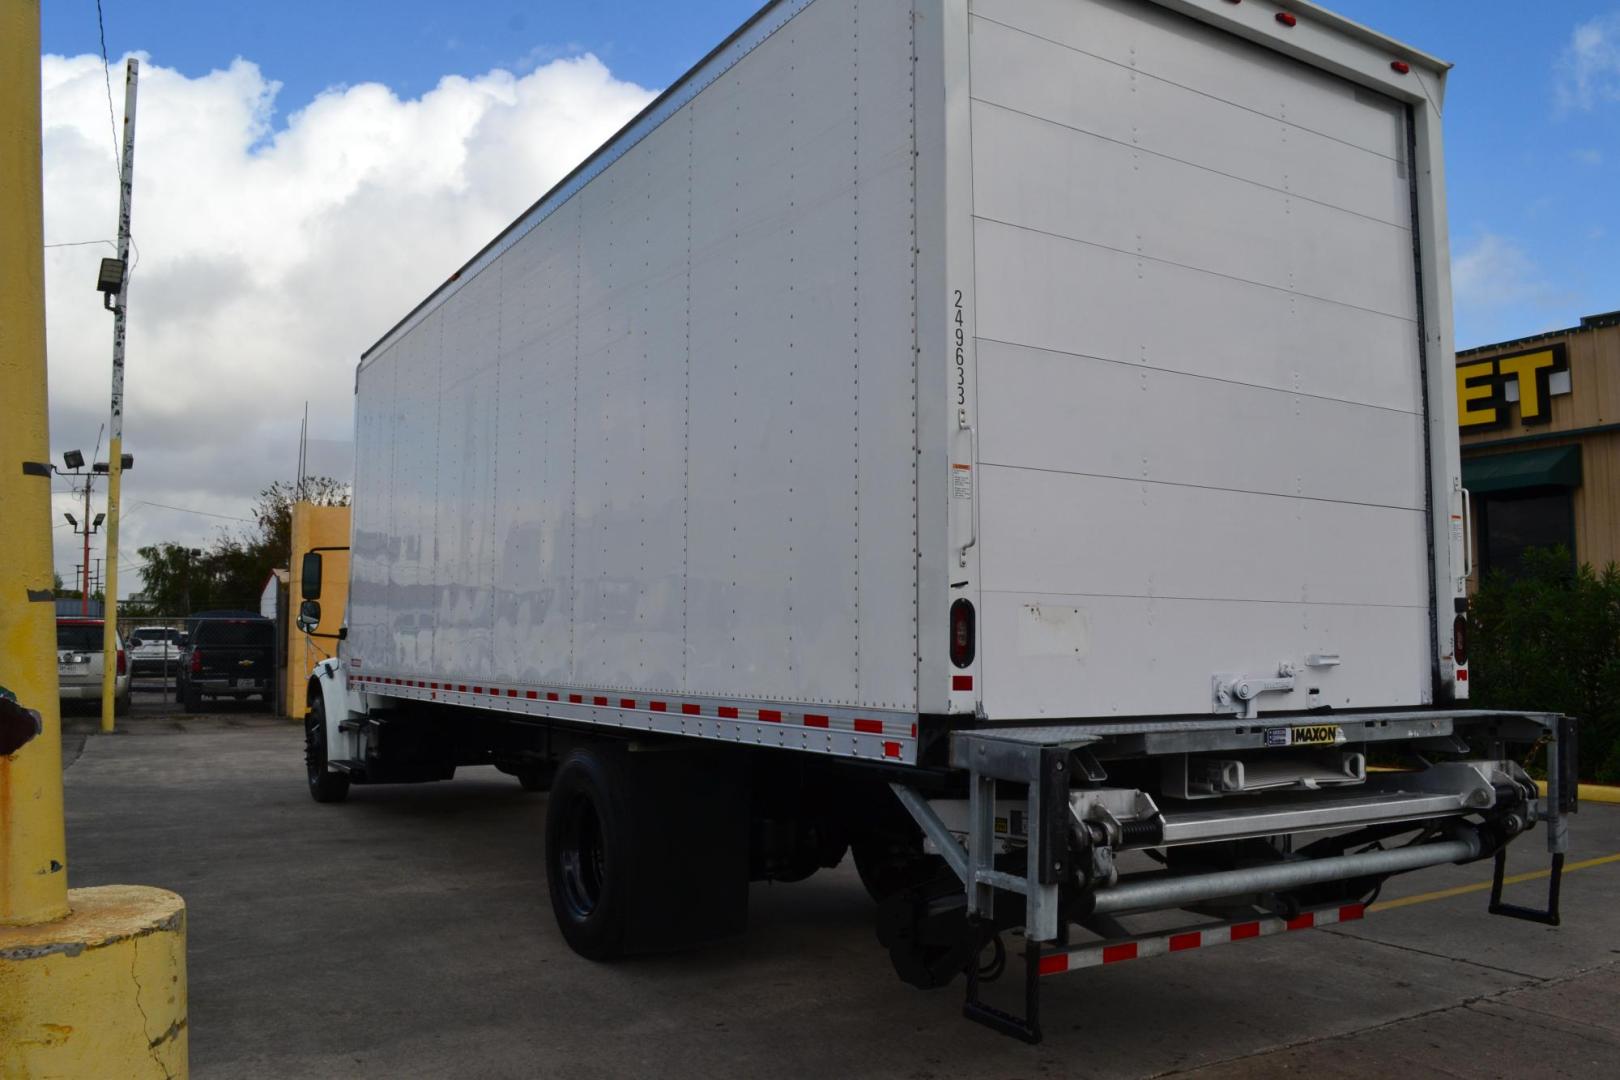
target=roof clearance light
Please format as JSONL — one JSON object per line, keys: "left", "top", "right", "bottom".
{"left": 1275, "top": 12, "right": 1296, "bottom": 27}
{"left": 1390, "top": 60, "right": 1411, "bottom": 74}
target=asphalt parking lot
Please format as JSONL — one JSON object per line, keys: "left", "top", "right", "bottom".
{"left": 60, "top": 688, "right": 1620, "bottom": 1078}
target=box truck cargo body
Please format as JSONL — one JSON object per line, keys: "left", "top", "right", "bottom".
{"left": 302, "top": 0, "right": 1575, "bottom": 1041}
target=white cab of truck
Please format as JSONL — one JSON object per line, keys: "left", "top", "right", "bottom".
{"left": 300, "top": 0, "right": 1571, "bottom": 1043}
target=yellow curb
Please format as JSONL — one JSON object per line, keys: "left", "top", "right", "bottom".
{"left": 1370, "top": 852, "right": 1620, "bottom": 913}
{"left": 1536, "top": 781, "right": 1620, "bottom": 805}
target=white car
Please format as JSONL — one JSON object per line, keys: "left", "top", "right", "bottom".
{"left": 57, "top": 618, "right": 131, "bottom": 715}
{"left": 128, "top": 625, "right": 183, "bottom": 677}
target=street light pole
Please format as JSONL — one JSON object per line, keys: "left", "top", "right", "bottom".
{"left": 99, "top": 57, "right": 138, "bottom": 735}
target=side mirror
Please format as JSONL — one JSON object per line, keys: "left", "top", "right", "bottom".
{"left": 301, "top": 552, "right": 323, "bottom": 600}
{"left": 297, "top": 599, "right": 321, "bottom": 633}
{"left": 129, "top": 637, "right": 143, "bottom": 647}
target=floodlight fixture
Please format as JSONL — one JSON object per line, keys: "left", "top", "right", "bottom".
{"left": 63, "top": 512, "right": 78, "bottom": 528}
{"left": 63, "top": 449, "right": 84, "bottom": 470}
{"left": 96, "top": 257, "right": 126, "bottom": 297}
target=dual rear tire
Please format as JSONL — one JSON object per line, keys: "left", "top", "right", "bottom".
{"left": 544, "top": 744, "right": 748, "bottom": 960}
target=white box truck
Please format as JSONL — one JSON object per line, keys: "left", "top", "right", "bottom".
{"left": 300, "top": 0, "right": 1577, "bottom": 1040}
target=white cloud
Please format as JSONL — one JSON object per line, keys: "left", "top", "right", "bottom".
{"left": 1556, "top": 12, "right": 1620, "bottom": 111}
{"left": 41, "top": 52, "right": 655, "bottom": 595}
{"left": 1451, "top": 232, "right": 1552, "bottom": 310}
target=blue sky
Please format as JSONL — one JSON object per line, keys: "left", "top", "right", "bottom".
{"left": 43, "top": 1, "right": 1620, "bottom": 348}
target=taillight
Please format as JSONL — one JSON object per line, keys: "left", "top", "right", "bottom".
{"left": 950, "top": 599, "right": 976, "bottom": 669}
{"left": 189, "top": 650, "right": 202, "bottom": 674}
{"left": 1275, "top": 12, "right": 1296, "bottom": 27}
{"left": 1453, "top": 615, "right": 1468, "bottom": 667}
{"left": 117, "top": 649, "right": 127, "bottom": 676}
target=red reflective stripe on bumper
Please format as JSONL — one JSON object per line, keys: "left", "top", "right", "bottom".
{"left": 1339, "top": 904, "right": 1365, "bottom": 922}
{"left": 1168, "top": 932, "right": 1201, "bottom": 952}
{"left": 759, "top": 709, "right": 782, "bottom": 723}
{"left": 681, "top": 703, "right": 701, "bottom": 715}
{"left": 650, "top": 701, "right": 667, "bottom": 712}
{"left": 1101, "top": 943, "right": 1138, "bottom": 964}
{"left": 1231, "top": 922, "right": 1261, "bottom": 940}
{"left": 717, "top": 706, "right": 739, "bottom": 719}
{"left": 853, "top": 718, "right": 881, "bottom": 734}
{"left": 1286, "top": 913, "right": 1315, "bottom": 931}
{"left": 1037, "top": 953, "right": 1069, "bottom": 976}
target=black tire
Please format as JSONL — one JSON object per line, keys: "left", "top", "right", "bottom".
{"left": 182, "top": 685, "right": 202, "bottom": 714}
{"left": 304, "top": 696, "right": 350, "bottom": 804}
{"left": 546, "top": 749, "right": 633, "bottom": 959}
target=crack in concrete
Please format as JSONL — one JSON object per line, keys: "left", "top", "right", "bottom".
{"left": 62, "top": 734, "right": 88, "bottom": 770}
{"left": 128, "top": 934, "right": 177, "bottom": 1080}
{"left": 1148, "top": 957, "right": 1620, "bottom": 1077}
{"left": 1319, "top": 925, "right": 1544, "bottom": 980}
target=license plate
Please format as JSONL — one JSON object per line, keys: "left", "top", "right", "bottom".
{"left": 234, "top": 678, "right": 255, "bottom": 689}
{"left": 1265, "top": 723, "right": 1343, "bottom": 748}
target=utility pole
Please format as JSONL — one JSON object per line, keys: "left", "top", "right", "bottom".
{"left": 99, "top": 57, "right": 138, "bottom": 735}
{"left": 83, "top": 472, "right": 92, "bottom": 611}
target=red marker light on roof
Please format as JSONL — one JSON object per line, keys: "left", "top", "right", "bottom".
{"left": 1390, "top": 60, "right": 1411, "bottom": 74}
{"left": 1275, "top": 12, "right": 1296, "bottom": 27}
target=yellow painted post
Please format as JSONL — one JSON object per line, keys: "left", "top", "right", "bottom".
{"left": 0, "top": 0, "right": 69, "bottom": 929}
{"left": 1, "top": 10, "right": 188, "bottom": 1074}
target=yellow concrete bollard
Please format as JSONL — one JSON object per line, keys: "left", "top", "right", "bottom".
{"left": 0, "top": 887, "right": 188, "bottom": 1078}
{"left": 2, "top": 4, "right": 189, "bottom": 1076}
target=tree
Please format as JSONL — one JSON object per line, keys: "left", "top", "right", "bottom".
{"left": 134, "top": 477, "right": 349, "bottom": 615}
{"left": 253, "top": 477, "right": 350, "bottom": 574}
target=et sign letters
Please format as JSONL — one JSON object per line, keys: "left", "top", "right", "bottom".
{"left": 1456, "top": 344, "right": 1570, "bottom": 430}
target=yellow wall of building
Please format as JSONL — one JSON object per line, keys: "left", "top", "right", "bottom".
{"left": 285, "top": 503, "right": 350, "bottom": 719}
{"left": 1459, "top": 315, "right": 1620, "bottom": 580}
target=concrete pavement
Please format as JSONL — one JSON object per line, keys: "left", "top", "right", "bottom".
{"left": 60, "top": 698, "right": 1620, "bottom": 1078}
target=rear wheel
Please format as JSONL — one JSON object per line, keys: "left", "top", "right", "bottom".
{"left": 304, "top": 696, "right": 350, "bottom": 804}
{"left": 182, "top": 685, "right": 202, "bottom": 714}
{"left": 544, "top": 743, "right": 748, "bottom": 960}
{"left": 546, "top": 749, "right": 632, "bottom": 958}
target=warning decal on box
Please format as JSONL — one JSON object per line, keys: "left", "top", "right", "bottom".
{"left": 951, "top": 463, "right": 973, "bottom": 500}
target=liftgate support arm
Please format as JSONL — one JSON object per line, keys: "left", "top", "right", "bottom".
{"left": 890, "top": 732, "right": 1090, "bottom": 1043}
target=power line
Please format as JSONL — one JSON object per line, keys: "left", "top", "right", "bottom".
{"left": 94, "top": 0, "right": 121, "bottom": 185}
{"left": 43, "top": 238, "right": 116, "bottom": 250}
{"left": 133, "top": 499, "right": 254, "bottom": 524}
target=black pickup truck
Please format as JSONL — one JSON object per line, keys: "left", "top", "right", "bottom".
{"left": 180, "top": 614, "right": 277, "bottom": 712}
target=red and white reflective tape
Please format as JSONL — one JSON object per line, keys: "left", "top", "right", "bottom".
{"left": 1038, "top": 903, "right": 1366, "bottom": 976}
{"left": 347, "top": 673, "right": 917, "bottom": 762}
